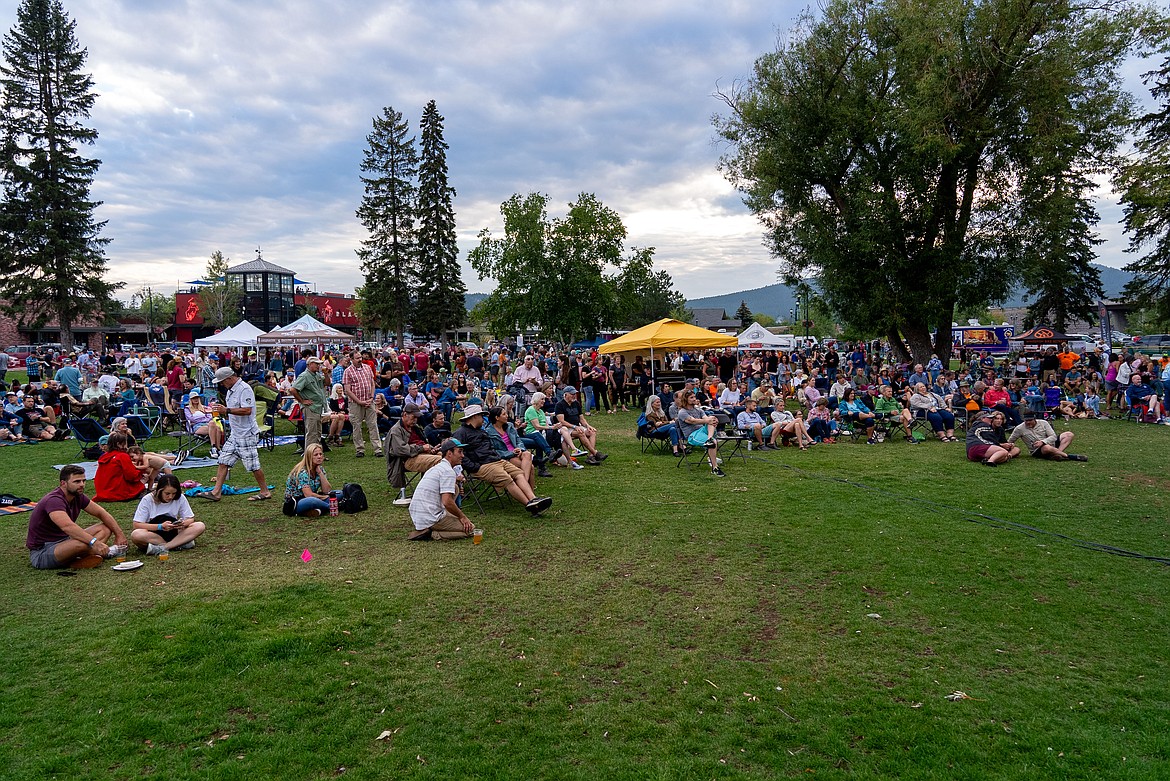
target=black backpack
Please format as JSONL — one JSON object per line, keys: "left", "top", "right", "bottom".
{"left": 338, "top": 482, "right": 367, "bottom": 513}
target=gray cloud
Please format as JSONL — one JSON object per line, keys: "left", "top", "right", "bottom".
{"left": 0, "top": 0, "right": 1155, "bottom": 304}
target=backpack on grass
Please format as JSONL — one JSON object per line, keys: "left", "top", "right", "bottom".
{"left": 338, "top": 483, "right": 367, "bottom": 513}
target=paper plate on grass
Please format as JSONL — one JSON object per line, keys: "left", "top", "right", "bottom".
{"left": 111, "top": 560, "right": 144, "bottom": 572}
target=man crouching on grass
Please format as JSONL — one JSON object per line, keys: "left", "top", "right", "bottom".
{"left": 26, "top": 465, "right": 129, "bottom": 569}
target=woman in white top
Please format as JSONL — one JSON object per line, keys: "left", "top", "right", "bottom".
{"left": 129, "top": 474, "right": 205, "bottom": 555}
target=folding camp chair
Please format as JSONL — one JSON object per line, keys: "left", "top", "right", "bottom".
{"left": 68, "top": 417, "right": 108, "bottom": 457}
{"left": 144, "top": 384, "right": 181, "bottom": 432}
{"left": 462, "top": 473, "right": 505, "bottom": 516}
{"left": 123, "top": 414, "right": 158, "bottom": 444}
{"left": 254, "top": 400, "right": 275, "bottom": 451}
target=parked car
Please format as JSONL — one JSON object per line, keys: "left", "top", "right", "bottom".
{"left": 1132, "top": 333, "right": 1170, "bottom": 355}
{"left": 458, "top": 341, "right": 480, "bottom": 352}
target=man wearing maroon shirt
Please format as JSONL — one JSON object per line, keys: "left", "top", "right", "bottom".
{"left": 26, "top": 465, "right": 129, "bottom": 569}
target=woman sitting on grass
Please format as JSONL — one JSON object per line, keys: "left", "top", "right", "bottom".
{"left": 130, "top": 474, "right": 205, "bottom": 556}
{"left": 285, "top": 443, "right": 334, "bottom": 518}
{"left": 94, "top": 432, "right": 148, "bottom": 502}
{"left": 805, "top": 397, "right": 836, "bottom": 443}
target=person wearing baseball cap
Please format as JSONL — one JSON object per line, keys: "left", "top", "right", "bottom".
{"left": 386, "top": 402, "right": 442, "bottom": 496}
{"left": 453, "top": 405, "right": 551, "bottom": 515}
{"left": 407, "top": 438, "right": 476, "bottom": 540}
{"left": 554, "top": 386, "right": 607, "bottom": 465}
{"left": 202, "top": 365, "right": 271, "bottom": 502}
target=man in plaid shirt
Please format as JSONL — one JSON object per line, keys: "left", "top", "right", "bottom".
{"left": 343, "top": 348, "right": 382, "bottom": 458}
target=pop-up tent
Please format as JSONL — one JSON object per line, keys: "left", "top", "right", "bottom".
{"left": 194, "top": 319, "right": 265, "bottom": 349}
{"left": 599, "top": 318, "right": 736, "bottom": 382}
{"left": 736, "top": 322, "right": 792, "bottom": 351}
{"left": 256, "top": 314, "right": 353, "bottom": 346}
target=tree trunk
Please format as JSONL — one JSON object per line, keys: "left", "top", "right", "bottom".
{"left": 60, "top": 323, "right": 74, "bottom": 352}
{"left": 932, "top": 328, "right": 953, "bottom": 366}
{"left": 886, "top": 325, "right": 911, "bottom": 364}
{"left": 903, "top": 320, "right": 935, "bottom": 365}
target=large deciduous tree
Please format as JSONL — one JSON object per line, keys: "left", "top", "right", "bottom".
{"left": 471, "top": 192, "right": 638, "bottom": 343}
{"left": 612, "top": 246, "right": 685, "bottom": 328}
{"left": 356, "top": 106, "right": 417, "bottom": 348}
{"left": 0, "top": 0, "right": 119, "bottom": 348}
{"left": 717, "top": 0, "right": 1144, "bottom": 362}
{"left": 413, "top": 100, "right": 465, "bottom": 343}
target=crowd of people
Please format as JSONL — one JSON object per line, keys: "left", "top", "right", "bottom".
{"left": 16, "top": 334, "right": 1154, "bottom": 563}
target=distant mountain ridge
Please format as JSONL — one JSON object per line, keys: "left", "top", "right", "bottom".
{"left": 684, "top": 264, "right": 1133, "bottom": 320}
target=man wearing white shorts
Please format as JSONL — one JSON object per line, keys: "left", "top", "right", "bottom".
{"left": 204, "top": 367, "right": 271, "bottom": 502}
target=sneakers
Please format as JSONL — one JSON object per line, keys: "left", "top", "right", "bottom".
{"left": 176, "top": 540, "right": 195, "bottom": 550}
{"left": 570, "top": 460, "right": 585, "bottom": 470}
{"left": 208, "top": 447, "right": 219, "bottom": 458}
{"left": 525, "top": 496, "right": 553, "bottom": 514}
{"left": 981, "top": 458, "right": 998, "bottom": 467}
{"left": 711, "top": 467, "right": 727, "bottom": 477}
{"left": 586, "top": 455, "right": 602, "bottom": 465}
{"left": 1066, "top": 453, "right": 1088, "bottom": 462}
{"left": 105, "top": 544, "right": 128, "bottom": 559}
{"left": 407, "top": 528, "right": 432, "bottom": 541}
{"left": 866, "top": 437, "right": 878, "bottom": 445}
{"left": 594, "top": 451, "right": 609, "bottom": 461}
{"left": 146, "top": 543, "right": 168, "bottom": 556}
{"left": 374, "top": 451, "right": 384, "bottom": 458}
{"left": 355, "top": 452, "right": 365, "bottom": 459}
{"left": 570, "top": 449, "right": 588, "bottom": 458}
{"left": 537, "top": 467, "right": 553, "bottom": 478}
{"left": 905, "top": 436, "right": 918, "bottom": 445}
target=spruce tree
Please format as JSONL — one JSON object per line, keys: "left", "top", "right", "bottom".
{"left": 413, "top": 100, "right": 465, "bottom": 344}
{"left": 0, "top": 0, "right": 118, "bottom": 348}
{"left": 356, "top": 106, "right": 418, "bottom": 348}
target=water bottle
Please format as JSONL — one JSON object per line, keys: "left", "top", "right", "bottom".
{"left": 329, "top": 491, "right": 339, "bottom": 517}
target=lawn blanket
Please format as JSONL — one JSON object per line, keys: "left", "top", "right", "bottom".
{"left": 52, "top": 456, "right": 220, "bottom": 480}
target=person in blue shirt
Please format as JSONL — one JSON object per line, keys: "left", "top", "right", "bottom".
{"left": 838, "top": 387, "right": 878, "bottom": 444}
{"left": 54, "top": 359, "right": 83, "bottom": 398}
{"left": 1126, "top": 374, "right": 1163, "bottom": 422}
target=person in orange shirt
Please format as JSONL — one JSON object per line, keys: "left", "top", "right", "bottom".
{"left": 1057, "top": 344, "right": 1079, "bottom": 377}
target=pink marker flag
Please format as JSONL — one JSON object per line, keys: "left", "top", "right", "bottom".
{"left": 301, "top": 549, "right": 312, "bottom": 563}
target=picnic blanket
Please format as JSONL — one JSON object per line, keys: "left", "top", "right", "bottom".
{"left": 0, "top": 493, "right": 35, "bottom": 515}
{"left": 0, "top": 439, "right": 40, "bottom": 447}
{"left": 184, "top": 484, "right": 273, "bottom": 498}
{"left": 52, "top": 456, "right": 221, "bottom": 480}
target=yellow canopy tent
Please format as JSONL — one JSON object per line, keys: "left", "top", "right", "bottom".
{"left": 598, "top": 318, "right": 736, "bottom": 383}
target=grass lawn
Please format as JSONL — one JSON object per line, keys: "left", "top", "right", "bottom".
{"left": 1, "top": 410, "right": 1168, "bottom": 779}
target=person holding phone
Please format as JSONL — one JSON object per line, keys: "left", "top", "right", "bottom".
{"left": 130, "top": 474, "right": 205, "bottom": 556}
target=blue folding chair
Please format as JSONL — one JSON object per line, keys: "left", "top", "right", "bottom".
{"left": 68, "top": 418, "right": 108, "bottom": 457}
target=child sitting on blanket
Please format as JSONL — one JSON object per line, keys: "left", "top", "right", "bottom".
{"left": 129, "top": 446, "right": 174, "bottom": 491}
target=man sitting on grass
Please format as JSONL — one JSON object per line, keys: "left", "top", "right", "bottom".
{"left": 26, "top": 465, "right": 129, "bottom": 569}
{"left": 454, "top": 405, "right": 551, "bottom": 515}
{"left": 1007, "top": 412, "right": 1087, "bottom": 462}
{"left": 408, "top": 438, "right": 476, "bottom": 541}
{"left": 965, "top": 411, "right": 1019, "bottom": 467}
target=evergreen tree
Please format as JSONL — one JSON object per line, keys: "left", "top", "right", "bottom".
{"left": 735, "top": 299, "right": 752, "bottom": 328}
{"left": 356, "top": 106, "right": 417, "bottom": 348}
{"left": 0, "top": 0, "right": 118, "bottom": 348}
{"left": 1116, "top": 52, "right": 1170, "bottom": 319}
{"left": 413, "top": 100, "right": 465, "bottom": 343}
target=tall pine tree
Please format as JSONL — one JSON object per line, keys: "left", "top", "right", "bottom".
{"left": 413, "top": 100, "right": 465, "bottom": 344}
{"left": 0, "top": 0, "right": 118, "bottom": 348}
{"left": 356, "top": 106, "right": 417, "bottom": 347}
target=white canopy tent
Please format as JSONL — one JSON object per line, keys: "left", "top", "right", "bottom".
{"left": 256, "top": 314, "right": 354, "bottom": 346}
{"left": 736, "top": 323, "right": 793, "bottom": 351}
{"left": 193, "top": 319, "right": 266, "bottom": 349}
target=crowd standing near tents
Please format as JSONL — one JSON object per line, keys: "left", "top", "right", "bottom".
{"left": 10, "top": 312, "right": 1164, "bottom": 564}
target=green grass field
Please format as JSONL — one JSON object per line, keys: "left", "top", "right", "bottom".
{"left": 1, "top": 410, "right": 1167, "bottom": 779}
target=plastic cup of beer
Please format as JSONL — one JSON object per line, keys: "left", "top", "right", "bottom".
{"left": 473, "top": 528, "right": 483, "bottom": 545}
{"left": 158, "top": 550, "right": 169, "bottom": 563}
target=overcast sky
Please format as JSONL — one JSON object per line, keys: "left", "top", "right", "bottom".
{"left": 1, "top": 1, "right": 1157, "bottom": 302}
